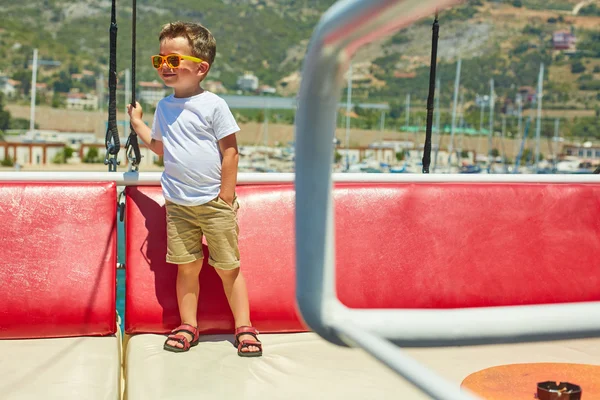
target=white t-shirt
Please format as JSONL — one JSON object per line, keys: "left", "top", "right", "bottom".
{"left": 151, "top": 91, "right": 240, "bottom": 206}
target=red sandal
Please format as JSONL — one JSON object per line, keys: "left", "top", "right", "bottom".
{"left": 163, "top": 324, "right": 200, "bottom": 353}
{"left": 234, "top": 326, "right": 263, "bottom": 357}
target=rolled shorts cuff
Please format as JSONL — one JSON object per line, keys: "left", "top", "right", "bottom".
{"left": 208, "top": 259, "right": 240, "bottom": 270}
{"left": 166, "top": 252, "right": 203, "bottom": 265}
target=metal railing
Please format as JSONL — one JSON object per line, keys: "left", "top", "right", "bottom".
{"left": 293, "top": 0, "right": 600, "bottom": 399}
{"left": 2, "top": 171, "right": 600, "bottom": 185}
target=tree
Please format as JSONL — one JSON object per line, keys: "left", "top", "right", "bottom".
{"left": 64, "top": 146, "right": 74, "bottom": 161}
{"left": 51, "top": 92, "right": 65, "bottom": 108}
{"left": 1, "top": 156, "right": 14, "bottom": 167}
{"left": 84, "top": 147, "right": 100, "bottom": 163}
{"left": 68, "top": 63, "right": 80, "bottom": 75}
{"left": 53, "top": 70, "right": 72, "bottom": 93}
{"left": 52, "top": 147, "right": 74, "bottom": 164}
{"left": 52, "top": 153, "right": 64, "bottom": 164}
{"left": 255, "top": 110, "right": 264, "bottom": 123}
{"left": 0, "top": 93, "right": 11, "bottom": 132}
{"left": 11, "top": 70, "right": 31, "bottom": 96}
{"left": 334, "top": 151, "right": 342, "bottom": 163}
{"left": 9, "top": 118, "right": 32, "bottom": 130}
{"left": 571, "top": 61, "right": 586, "bottom": 74}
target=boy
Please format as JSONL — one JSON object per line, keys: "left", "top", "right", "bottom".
{"left": 127, "top": 21, "right": 261, "bottom": 356}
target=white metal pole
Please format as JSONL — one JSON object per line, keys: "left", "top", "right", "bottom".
{"left": 478, "top": 98, "right": 485, "bottom": 159}
{"left": 554, "top": 118, "right": 559, "bottom": 168}
{"left": 29, "top": 48, "right": 38, "bottom": 133}
{"left": 534, "top": 63, "right": 544, "bottom": 173}
{"left": 516, "top": 93, "right": 522, "bottom": 158}
{"left": 345, "top": 64, "right": 352, "bottom": 170}
{"left": 501, "top": 115, "right": 506, "bottom": 172}
{"left": 447, "top": 58, "right": 461, "bottom": 171}
{"left": 405, "top": 93, "right": 410, "bottom": 145}
{"left": 457, "top": 91, "right": 464, "bottom": 159}
{"left": 433, "top": 78, "right": 441, "bottom": 171}
{"left": 487, "top": 79, "right": 495, "bottom": 172}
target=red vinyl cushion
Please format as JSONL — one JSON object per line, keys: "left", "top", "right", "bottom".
{"left": 125, "top": 185, "right": 304, "bottom": 334}
{"left": 125, "top": 182, "right": 600, "bottom": 334}
{"left": 0, "top": 182, "right": 117, "bottom": 339}
{"left": 335, "top": 183, "right": 600, "bottom": 308}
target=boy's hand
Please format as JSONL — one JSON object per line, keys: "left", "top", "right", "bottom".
{"left": 218, "top": 192, "right": 234, "bottom": 207}
{"left": 127, "top": 102, "right": 143, "bottom": 121}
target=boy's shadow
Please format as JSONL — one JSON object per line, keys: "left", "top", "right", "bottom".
{"left": 125, "top": 187, "right": 234, "bottom": 337}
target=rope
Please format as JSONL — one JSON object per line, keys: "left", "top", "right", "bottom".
{"left": 105, "top": 0, "right": 120, "bottom": 172}
{"left": 125, "top": 0, "right": 142, "bottom": 171}
{"left": 422, "top": 12, "right": 439, "bottom": 174}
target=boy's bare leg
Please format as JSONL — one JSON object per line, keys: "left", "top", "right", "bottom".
{"left": 166, "top": 259, "right": 203, "bottom": 349}
{"left": 215, "top": 268, "right": 260, "bottom": 353}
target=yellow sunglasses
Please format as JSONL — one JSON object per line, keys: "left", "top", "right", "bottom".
{"left": 151, "top": 54, "right": 204, "bottom": 69}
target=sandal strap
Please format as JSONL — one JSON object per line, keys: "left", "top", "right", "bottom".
{"left": 171, "top": 324, "right": 198, "bottom": 339}
{"left": 235, "top": 325, "right": 259, "bottom": 340}
{"left": 235, "top": 328, "right": 261, "bottom": 348}
{"left": 237, "top": 340, "right": 262, "bottom": 350}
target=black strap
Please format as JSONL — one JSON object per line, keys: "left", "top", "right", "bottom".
{"left": 422, "top": 12, "right": 439, "bottom": 174}
{"left": 125, "top": 0, "right": 142, "bottom": 171}
{"left": 105, "top": 0, "right": 120, "bottom": 172}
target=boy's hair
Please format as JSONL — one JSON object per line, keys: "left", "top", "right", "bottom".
{"left": 159, "top": 22, "right": 216, "bottom": 65}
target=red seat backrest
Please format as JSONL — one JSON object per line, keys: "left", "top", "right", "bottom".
{"left": 0, "top": 182, "right": 117, "bottom": 339}
{"left": 334, "top": 182, "right": 600, "bottom": 308}
{"left": 125, "top": 185, "right": 303, "bottom": 334}
{"left": 125, "top": 182, "right": 600, "bottom": 335}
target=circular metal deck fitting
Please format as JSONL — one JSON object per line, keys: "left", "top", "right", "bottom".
{"left": 537, "top": 381, "right": 581, "bottom": 400}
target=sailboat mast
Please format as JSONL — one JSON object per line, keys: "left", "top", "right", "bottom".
{"left": 345, "top": 63, "right": 352, "bottom": 170}
{"left": 29, "top": 49, "right": 38, "bottom": 134}
{"left": 433, "top": 78, "right": 441, "bottom": 171}
{"left": 405, "top": 93, "right": 410, "bottom": 144}
{"left": 534, "top": 63, "right": 544, "bottom": 173}
{"left": 447, "top": 58, "right": 461, "bottom": 172}
{"left": 487, "top": 79, "right": 494, "bottom": 173}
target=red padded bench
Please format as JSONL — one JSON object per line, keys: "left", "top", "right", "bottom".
{"left": 0, "top": 182, "right": 119, "bottom": 400}
{"left": 125, "top": 184, "right": 304, "bottom": 334}
{"left": 125, "top": 182, "right": 600, "bottom": 336}
{"left": 0, "top": 182, "right": 117, "bottom": 338}
{"left": 123, "top": 181, "right": 600, "bottom": 400}
{"left": 334, "top": 182, "right": 600, "bottom": 309}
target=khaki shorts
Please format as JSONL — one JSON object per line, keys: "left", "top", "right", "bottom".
{"left": 165, "top": 196, "right": 240, "bottom": 270}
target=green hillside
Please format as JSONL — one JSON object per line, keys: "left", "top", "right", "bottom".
{"left": 1, "top": 0, "right": 599, "bottom": 138}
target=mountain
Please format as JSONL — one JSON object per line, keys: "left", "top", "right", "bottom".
{"left": 1, "top": 0, "right": 599, "bottom": 125}
{"left": 0, "top": 0, "right": 336, "bottom": 91}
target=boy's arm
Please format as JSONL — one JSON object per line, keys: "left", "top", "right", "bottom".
{"left": 131, "top": 119, "right": 164, "bottom": 156}
{"left": 218, "top": 133, "right": 239, "bottom": 206}
{"left": 127, "top": 102, "right": 164, "bottom": 156}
